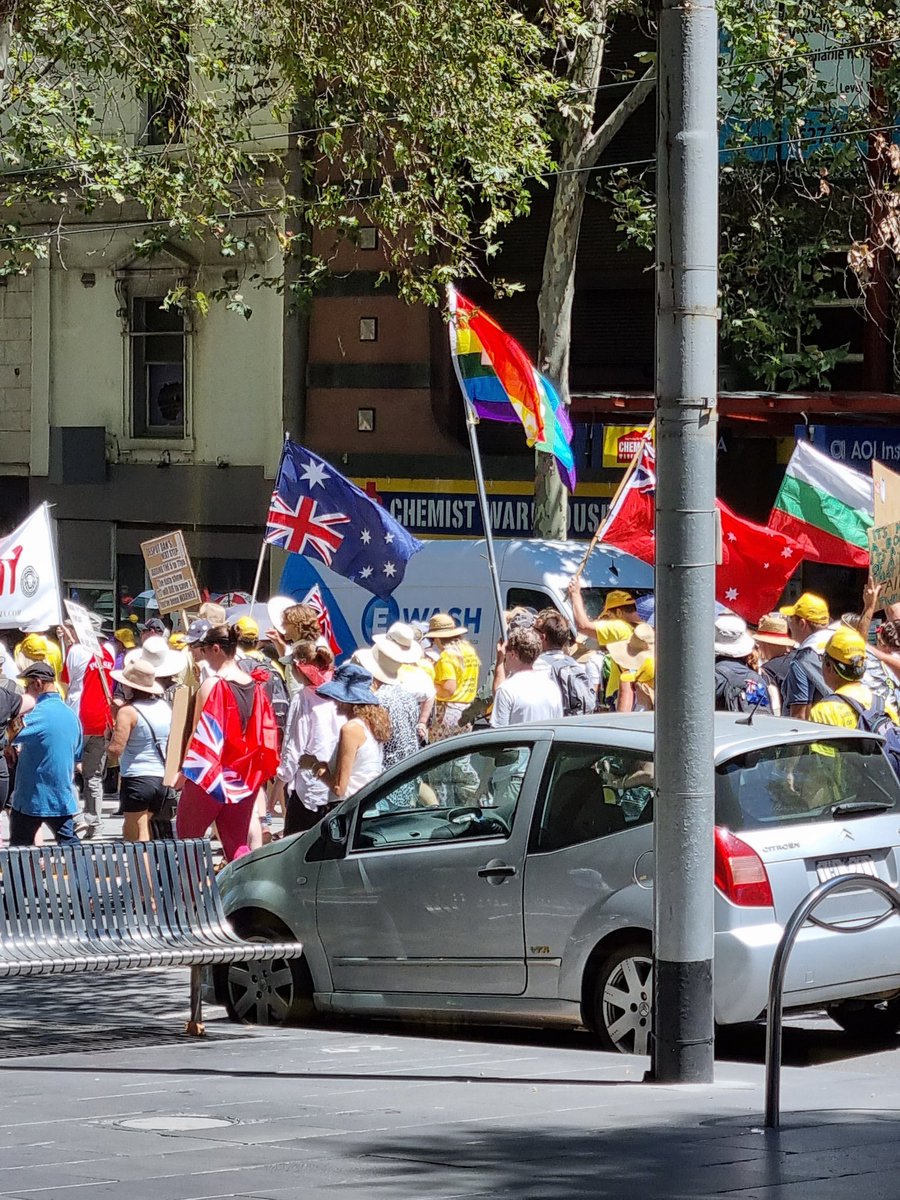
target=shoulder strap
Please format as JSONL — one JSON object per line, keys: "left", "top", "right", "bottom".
{"left": 133, "top": 704, "right": 167, "bottom": 766}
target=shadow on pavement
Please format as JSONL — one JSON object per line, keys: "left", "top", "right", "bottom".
{"left": 347, "top": 1111, "right": 900, "bottom": 1199}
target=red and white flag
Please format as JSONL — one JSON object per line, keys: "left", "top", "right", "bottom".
{"left": 597, "top": 441, "right": 803, "bottom": 624}
{"left": 302, "top": 583, "right": 342, "bottom": 657}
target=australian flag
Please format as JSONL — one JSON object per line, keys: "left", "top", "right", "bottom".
{"left": 264, "top": 441, "right": 423, "bottom": 599}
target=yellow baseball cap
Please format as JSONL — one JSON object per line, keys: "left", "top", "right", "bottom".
{"left": 20, "top": 633, "right": 48, "bottom": 659}
{"left": 601, "top": 589, "right": 636, "bottom": 616}
{"left": 235, "top": 616, "right": 259, "bottom": 640}
{"left": 780, "top": 592, "right": 829, "bottom": 624}
{"left": 168, "top": 632, "right": 187, "bottom": 651}
{"left": 823, "top": 627, "right": 867, "bottom": 668}
{"left": 114, "top": 626, "right": 137, "bottom": 649}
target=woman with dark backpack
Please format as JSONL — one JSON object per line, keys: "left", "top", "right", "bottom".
{"left": 714, "top": 615, "right": 771, "bottom": 714}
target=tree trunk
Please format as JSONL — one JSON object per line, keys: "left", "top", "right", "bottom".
{"left": 534, "top": 168, "right": 590, "bottom": 539}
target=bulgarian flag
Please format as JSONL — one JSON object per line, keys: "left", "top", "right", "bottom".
{"left": 447, "top": 285, "right": 577, "bottom": 491}
{"left": 769, "top": 440, "right": 873, "bottom": 568}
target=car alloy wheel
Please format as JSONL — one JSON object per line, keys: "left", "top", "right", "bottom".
{"left": 225, "top": 954, "right": 300, "bottom": 1025}
{"left": 593, "top": 943, "right": 654, "bottom": 1055}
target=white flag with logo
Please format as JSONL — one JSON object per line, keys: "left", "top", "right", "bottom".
{"left": 0, "top": 503, "right": 62, "bottom": 630}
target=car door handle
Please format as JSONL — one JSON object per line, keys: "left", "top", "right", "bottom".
{"left": 478, "top": 860, "right": 517, "bottom": 883}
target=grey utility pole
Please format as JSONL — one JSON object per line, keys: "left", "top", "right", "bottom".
{"left": 652, "top": 0, "right": 719, "bottom": 1083}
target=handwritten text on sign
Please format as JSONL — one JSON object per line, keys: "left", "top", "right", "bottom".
{"left": 140, "top": 531, "right": 201, "bottom": 615}
{"left": 869, "top": 521, "right": 900, "bottom": 609}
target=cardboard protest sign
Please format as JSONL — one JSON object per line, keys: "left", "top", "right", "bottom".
{"left": 63, "top": 598, "right": 102, "bottom": 657}
{"left": 164, "top": 684, "right": 193, "bottom": 787}
{"left": 140, "top": 531, "right": 201, "bottom": 615}
{"left": 873, "top": 461, "right": 900, "bottom": 530}
{"left": 869, "top": 520, "right": 900, "bottom": 608}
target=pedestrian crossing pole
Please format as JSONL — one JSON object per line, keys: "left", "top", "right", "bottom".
{"left": 652, "top": 0, "right": 719, "bottom": 1083}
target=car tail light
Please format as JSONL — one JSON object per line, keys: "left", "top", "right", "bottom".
{"left": 714, "top": 827, "right": 774, "bottom": 908}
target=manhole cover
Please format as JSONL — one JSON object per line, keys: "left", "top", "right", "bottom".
{"left": 118, "top": 1115, "right": 236, "bottom": 1132}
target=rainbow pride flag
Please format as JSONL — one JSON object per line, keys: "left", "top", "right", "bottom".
{"left": 448, "top": 286, "right": 577, "bottom": 491}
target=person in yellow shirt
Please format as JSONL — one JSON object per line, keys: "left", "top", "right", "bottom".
{"left": 428, "top": 613, "right": 480, "bottom": 733}
{"left": 567, "top": 582, "right": 643, "bottom": 703}
{"left": 810, "top": 627, "right": 900, "bottom": 728}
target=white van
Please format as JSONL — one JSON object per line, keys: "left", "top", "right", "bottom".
{"left": 278, "top": 539, "right": 653, "bottom": 679}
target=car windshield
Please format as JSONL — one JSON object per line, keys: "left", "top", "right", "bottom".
{"left": 715, "top": 737, "right": 900, "bottom": 831}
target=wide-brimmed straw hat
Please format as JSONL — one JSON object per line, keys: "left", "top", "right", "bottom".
{"left": 753, "top": 613, "right": 795, "bottom": 648}
{"left": 608, "top": 623, "right": 655, "bottom": 671}
{"left": 316, "top": 661, "right": 380, "bottom": 707}
{"left": 426, "top": 613, "right": 468, "bottom": 639}
{"left": 127, "top": 634, "right": 186, "bottom": 678}
{"left": 714, "top": 614, "right": 755, "bottom": 659}
{"left": 354, "top": 646, "right": 399, "bottom": 686}
{"left": 373, "top": 622, "right": 422, "bottom": 663}
{"left": 110, "top": 657, "right": 163, "bottom": 696}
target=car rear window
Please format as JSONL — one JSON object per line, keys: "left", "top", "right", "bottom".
{"left": 715, "top": 737, "right": 900, "bottom": 830}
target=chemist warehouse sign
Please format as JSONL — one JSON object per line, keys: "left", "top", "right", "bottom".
{"left": 353, "top": 478, "right": 616, "bottom": 539}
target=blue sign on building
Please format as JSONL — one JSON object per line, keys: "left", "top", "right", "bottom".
{"left": 801, "top": 426, "right": 900, "bottom": 474}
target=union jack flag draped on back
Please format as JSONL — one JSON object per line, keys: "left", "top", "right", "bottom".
{"left": 264, "top": 440, "right": 423, "bottom": 600}
{"left": 182, "top": 678, "right": 279, "bottom": 805}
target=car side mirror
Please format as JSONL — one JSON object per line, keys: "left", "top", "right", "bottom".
{"left": 325, "top": 813, "right": 349, "bottom": 844}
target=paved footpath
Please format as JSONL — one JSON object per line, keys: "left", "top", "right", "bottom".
{"left": 0, "top": 970, "right": 898, "bottom": 1199}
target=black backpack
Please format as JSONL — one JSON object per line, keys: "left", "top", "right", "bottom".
{"left": 549, "top": 655, "right": 597, "bottom": 717}
{"left": 824, "top": 692, "right": 900, "bottom": 779}
{"left": 714, "top": 660, "right": 771, "bottom": 714}
{"left": 238, "top": 655, "right": 289, "bottom": 732}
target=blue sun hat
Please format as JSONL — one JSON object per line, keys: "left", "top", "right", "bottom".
{"left": 316, "top": 661, "right": 380, "bottom": 706}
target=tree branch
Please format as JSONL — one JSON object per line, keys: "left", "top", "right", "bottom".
{"left": 581, "top": 64, "right": 655, "bottom": 171}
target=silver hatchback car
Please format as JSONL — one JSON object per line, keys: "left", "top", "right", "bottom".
{"left": 215, "top": 713, "right": 900, "bottom": 1052}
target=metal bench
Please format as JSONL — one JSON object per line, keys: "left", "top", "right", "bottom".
{"left": 0, "top": 838, "right": 303, "bottom": 1034}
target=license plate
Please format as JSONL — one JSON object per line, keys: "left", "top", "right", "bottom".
{"left": 816, "top": 853, "right": 878, "bottom": 883}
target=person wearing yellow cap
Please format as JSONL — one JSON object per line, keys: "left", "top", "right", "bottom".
{"left": 810, "top": 628, "right": 900, "bottom": 728}
{"left": 234, "top": 616, "right": 286, "bottom": 681}
{"left": 779, "top": 592, "right": 833, "bottom": 720}
{"left": 14, "top": 632, "right": 63, "bottom": 684}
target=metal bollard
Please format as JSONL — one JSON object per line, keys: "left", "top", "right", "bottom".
{"left": 765, "top": 873, "right": 900, "bottom": 1129}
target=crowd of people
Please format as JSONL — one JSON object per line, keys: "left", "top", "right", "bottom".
{"left": 2, "top": 571, "right": 899, "bottom": 857}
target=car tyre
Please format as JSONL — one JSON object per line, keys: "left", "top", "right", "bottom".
{"left": 222, "top": 930, "right": 317, "bottom": 1027}
{"left": 827, "top": 997, "right": 900, "bottom": 1040}
{"left": 591, "top": 942, "right": 654, "bottom": 1055}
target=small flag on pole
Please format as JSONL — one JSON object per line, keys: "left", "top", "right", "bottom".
{"left": 264, "top": 441, "right": 423, "bottom": 599}
{"left": 301, "top": 583, "right": 342, "bottom": 656}
{"left": 447, "top": 285, "right": 577, "bottom": 491}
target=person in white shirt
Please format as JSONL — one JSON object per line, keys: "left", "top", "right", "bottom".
{"left": 491, "top": 628, "right": 563, "bottom": 727}
{"left": 274, "top": 640, "right": 343, "bottom": 837}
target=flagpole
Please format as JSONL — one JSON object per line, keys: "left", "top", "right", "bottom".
{"left": 250, "top": 432, "right": 290, "bottom": 609}
{"left": 447, "top": 286, "right": 507, "bottom": 641}
{"left": 464, "top": 410, "right": 507, "bottom": 642}
{"left": 574, "top": 421, "right": 655, "bottom": 580}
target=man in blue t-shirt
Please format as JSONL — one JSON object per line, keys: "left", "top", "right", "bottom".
{"left": 9, "top": 662, "right": 82, "bottom": 846}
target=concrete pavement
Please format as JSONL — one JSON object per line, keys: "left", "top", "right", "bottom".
{"left": 0, "top": 970, "right": 898, "bottom": 1198}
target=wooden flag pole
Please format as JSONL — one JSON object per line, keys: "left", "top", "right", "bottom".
{"left": 573, "top": 421, "right": 655, "bottom": 581}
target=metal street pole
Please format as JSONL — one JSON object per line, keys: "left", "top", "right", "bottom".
{"left": 652, "top": 0, "right": 719, "bottom": 1083}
